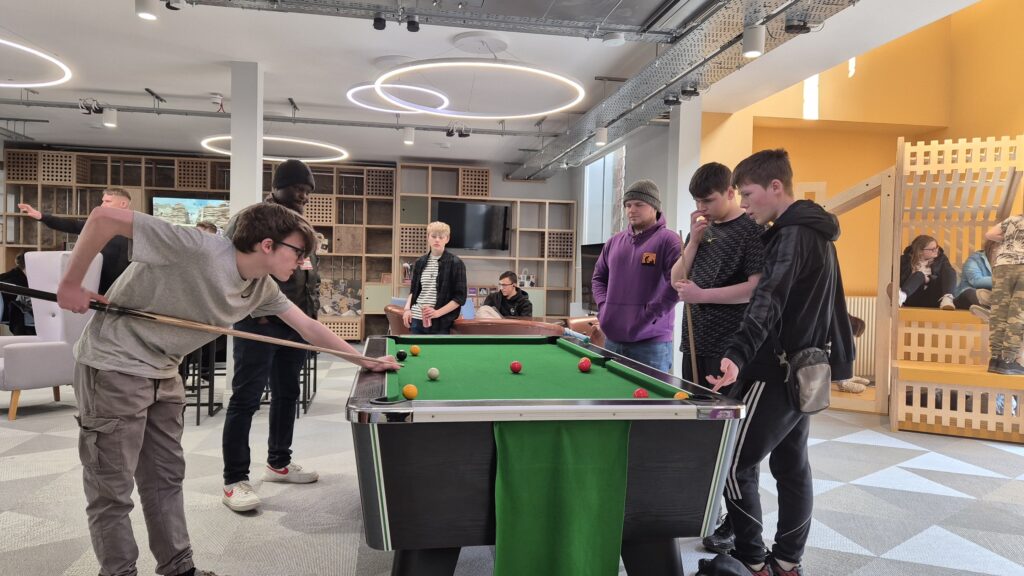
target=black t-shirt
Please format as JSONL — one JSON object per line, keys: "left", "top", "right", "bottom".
{"left": 681, "top": 214, "right": 765, "bottom": 357}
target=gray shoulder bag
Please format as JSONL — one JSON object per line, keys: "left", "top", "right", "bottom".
{"left": 779, "top": 347, "right": 831, "bottom": 414}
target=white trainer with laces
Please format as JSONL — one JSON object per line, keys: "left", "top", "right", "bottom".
{"left": 222, "top": 481, "right": 260, "bottom": 512}
{"left": 264, "top": 461, "right": 319, "bottom": 484}
{"left": 939, "top": 294, "right": 955, "bottom": 310}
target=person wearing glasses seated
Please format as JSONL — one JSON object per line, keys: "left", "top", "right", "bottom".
{"left": 477, "top": 271, "right": 534, "bottom": 319}
{"left": 899, "top": 234, "right": 958, "bottom": 310}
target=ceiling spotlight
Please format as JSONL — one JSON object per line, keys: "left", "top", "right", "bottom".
{"left": 135, "top": 0, "right": 159, "bottom": 20}
{"left": 457, "top": 127, "right": 471, "bottom": 138}
{"left": 102, "top": 108, "right": 118, "bottom": 128}
{"left": 559, "top": 160, "right": 569, "bottom": 170}
{"left": 406, "top": 15, "right": 420, "bottom": 32}
{"left": 679, "top": 86, "right": 699, "bottom": 98}
{"left": 784, "top": 18, "right": 811, "bottom": 34}
{"left": 594, "top": 126, "right": 608, "bottom": 147}
{"left": 663, "top": 93, "right": 681, "bottom": 106}
{"left": 742, "top": 24, "right": 766, "bottom": 58}
{"left": 373, "top": 12, "right": 387, "bottom": 30}
{"left": 446, "top": 127, "right": 456, "bottom": 137}
{"left": 403, "top": 127, "right": 415, "bottom": 145}
{"left": 165, "top": 0, "right": 184, "bottom": 10}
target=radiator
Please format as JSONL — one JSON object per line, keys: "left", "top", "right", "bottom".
{"left": 846, "top": 296, "right": 876, "bottom": 379}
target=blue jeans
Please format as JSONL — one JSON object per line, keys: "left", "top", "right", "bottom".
{"left": 604, "top": 338, "right": 673, "bottom": 373}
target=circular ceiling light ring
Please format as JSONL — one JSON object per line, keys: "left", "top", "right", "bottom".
{"left": 374, "top": 58, "right": 585, "bottom": 120}
{"left": 200, "top": 135, "right": 350, "bottom": 163}
{"left": 0, "top": 37, "right": 73, "bottom": 88}
{"left": 346, "top": 82, "right": 450, "bottom": 114}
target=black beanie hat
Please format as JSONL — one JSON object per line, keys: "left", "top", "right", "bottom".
{"left": 272, "top": 159, "right": 315, "bottom": 191}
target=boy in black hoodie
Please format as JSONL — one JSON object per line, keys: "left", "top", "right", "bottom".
{"left": 480, "top": 270, "right": 533, "bottom": 318}
{"left": 709, "top": 149, "right": 854, "bottom": 576}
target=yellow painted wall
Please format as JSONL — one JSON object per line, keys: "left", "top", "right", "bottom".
{"left": 752, "top": 127, "right": 899, "bottom": 295}
{"left": 941, "top": 0, "right": 1024, "bottom": 139}
{"left": 746, "top": 18, "right": 951, "bottom": 127}
{"left": 700, "top": 109, "right": 754, "bottom": 168}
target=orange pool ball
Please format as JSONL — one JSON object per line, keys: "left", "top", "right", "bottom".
{"left": 402, "top": 384, "right": 418, "bottom": 400}
{"left": 674, "top": 391, "right": 690, "bottom": 400}
{"left": 410, "top": 345, "right": 421, "bottom": 356}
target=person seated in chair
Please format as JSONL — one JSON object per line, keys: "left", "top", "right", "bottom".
{"left": 478, "top": 271, "right": 533, "bottom": 319}
{"left": 0, "top": 252, "right": 35, "bottom": 336}
{"left": 899, "top": 235, "right": 957, "bottom": 310}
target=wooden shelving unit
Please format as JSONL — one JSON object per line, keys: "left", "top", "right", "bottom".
{"left": 2, "top": 149, "right": 575, "bottom": 338}
{"left": 2, "top": 148, "right": 394, "bottom": 341}
{"left": 396, "top": 163, "right": 575, "bottom": 321}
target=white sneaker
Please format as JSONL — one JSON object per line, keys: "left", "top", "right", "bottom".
{"left": 970, "top": 305, "right": 990, "bottom": 323}
{"left": 264, "top": 461, "right": 319, "bottom": 484}
{"left": 899, "top": 290, "right": 907, "bottom": 307}
{"left": 833, "top": 380, "right": 866, "bottom": 393}
{"left": 939, "top": 294, "right": 955, "bottom": 310}
{"left": 977, "top": 289, "right": 991, "bottom": 307}
{"left": 223, "top": 481, "right": 260, "bottom": 512}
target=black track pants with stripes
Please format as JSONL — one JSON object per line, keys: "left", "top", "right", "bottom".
{"left": 724, "top": 375, "right": 813, "bottom": 566}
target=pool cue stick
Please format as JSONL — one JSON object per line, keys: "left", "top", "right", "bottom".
{"left": 678, "top": 230, "right": 699, "bottom": 382}
{"left": 0, "top": 283, "right": 396, "bottom": 368}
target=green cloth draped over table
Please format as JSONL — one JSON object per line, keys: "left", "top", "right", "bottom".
{"left": 493, "top": 420, "right": 631, "bottom": 576}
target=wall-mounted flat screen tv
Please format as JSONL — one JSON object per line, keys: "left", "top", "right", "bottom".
{"left": 435, "top": 200, "right": 509, "bottom": 250}
{"left": 151, "top": 196, "right": 230, "bottom": 230}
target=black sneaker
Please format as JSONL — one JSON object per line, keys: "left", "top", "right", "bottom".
{"left": 991, "top": 359, "right": 1024, "bottom": 375}
{"left": 702, "top": 514, "right": 736, "bottom": 554}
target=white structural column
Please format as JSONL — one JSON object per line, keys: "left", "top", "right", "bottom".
{"left": 665, "top": 97, "right": 702, "bottom": 379}
{"left": 229, "top": 61, "right": 264, "bottom": 213}
{"left": 226, "top": 61, "right": 263, "bottom": 388}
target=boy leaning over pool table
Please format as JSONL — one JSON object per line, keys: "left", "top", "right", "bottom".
{"left": 56, "top": 202, "right": 398, "bottom": 576}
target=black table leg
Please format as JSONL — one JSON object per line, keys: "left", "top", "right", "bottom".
{"left": 391, "top": 547, "right": 461, "bottom": 576}
{"left": 621, "top": 538, "right": 683, "bottom": 576}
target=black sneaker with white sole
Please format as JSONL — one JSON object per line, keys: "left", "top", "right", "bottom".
{"left": 702, "top": 514, "right": 736, "bottom": 554}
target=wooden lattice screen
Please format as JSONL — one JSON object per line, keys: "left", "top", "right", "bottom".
{"left": 898, "top": 136, "right": 1022, "bottom": 268}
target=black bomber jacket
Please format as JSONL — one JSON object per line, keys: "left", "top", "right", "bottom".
{"left": 723, "top": 200, "right": 855, "bottom": 381}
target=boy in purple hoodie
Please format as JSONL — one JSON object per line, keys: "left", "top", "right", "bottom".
{"left": 591, "top": 179, "right": 681, "bottom": 372}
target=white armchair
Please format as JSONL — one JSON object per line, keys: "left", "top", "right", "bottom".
{"left": 1, "top": 251, "right": 101, "bottom": 420}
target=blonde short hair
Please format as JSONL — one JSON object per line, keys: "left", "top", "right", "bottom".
{"left": 427, "top": 221, "right": 450, "bottom": 237}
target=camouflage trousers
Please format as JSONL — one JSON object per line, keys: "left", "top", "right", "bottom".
{"left": 989, "top": 264, "right": 1024, "bottom": 362}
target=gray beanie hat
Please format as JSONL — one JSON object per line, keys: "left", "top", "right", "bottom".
{"left": 623, "top": 179, "right": 661, "bottom": 212}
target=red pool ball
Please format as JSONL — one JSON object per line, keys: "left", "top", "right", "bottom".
{"left": 578, "top": 357, "right": 592, "bottom": 372}
{"left": 510, "top": 361, "right": 523, "bottom": 374}
{"left": 633, "top": 388, "right": 649, "bottom": 399}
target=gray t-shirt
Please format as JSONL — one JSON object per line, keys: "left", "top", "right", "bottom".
{"left": 75, "top": 213, "right": 292, "bottom": 378}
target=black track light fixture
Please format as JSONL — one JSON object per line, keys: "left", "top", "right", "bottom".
{"left": 373, "top": 12, "right": 387, "bottom": 30}
{"left": 406, "top": 15, "right": 419, "bottom": 32}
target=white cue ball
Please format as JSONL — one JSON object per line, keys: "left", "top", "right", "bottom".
{"left": 427, "top": 367, "right": 440, "bottom": 380}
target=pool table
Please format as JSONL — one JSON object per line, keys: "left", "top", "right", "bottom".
{"left": 347, "top": 335, "right": 746, "bottom": 576}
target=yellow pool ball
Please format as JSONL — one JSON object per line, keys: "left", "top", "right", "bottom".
{"left": 402, "top": 384, "right": 419, "bottom": 400}
{"left": 410, "top": 345, "right": 421, "bottom": 356}
{"left": 674, "top": 391, "right": 690, "bottom": 400}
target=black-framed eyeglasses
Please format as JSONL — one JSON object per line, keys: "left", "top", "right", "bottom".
{"left": 275, "top": 240, "right": 306, "bottom": 258}
{"left": 499, "top": 282, "right": 515, "bottom": 287}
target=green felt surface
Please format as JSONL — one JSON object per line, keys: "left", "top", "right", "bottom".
{"left": 385, "top": 336, "right": 682, "bottom": 401}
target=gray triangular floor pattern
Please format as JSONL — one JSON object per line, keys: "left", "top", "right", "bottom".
{"left": 2, "top": 357, "right": 1023, "bottom": 575}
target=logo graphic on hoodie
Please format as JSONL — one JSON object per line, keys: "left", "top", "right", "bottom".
{"left": 641, "top": 252, "right": 657, "bottom": 265}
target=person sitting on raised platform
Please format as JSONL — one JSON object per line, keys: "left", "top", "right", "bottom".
{"left": 899, "top": 235, "right": 958, "bottom": 310}
{"left": 477, "top": 271, "right": 533, "bottom": 319}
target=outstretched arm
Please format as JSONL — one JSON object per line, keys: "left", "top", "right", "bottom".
{"left": 57, "top": 207, "right": 133, "bottom": 312}
{"left": 277, "top": 306, "right": 399, "bottom": 371}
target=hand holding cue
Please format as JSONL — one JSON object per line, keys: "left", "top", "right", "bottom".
{"left": 0, "top": 283, "right": 399, "bottom": 370}
{"left": 677, "top": 230, "right": 699, "bottom": 383}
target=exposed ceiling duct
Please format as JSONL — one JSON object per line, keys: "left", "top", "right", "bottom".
{"left": 188, "top": 0, "right": 702, "bottom": 42}
{"left": 509, "top": 0, "right": 857, "bottom": 180}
